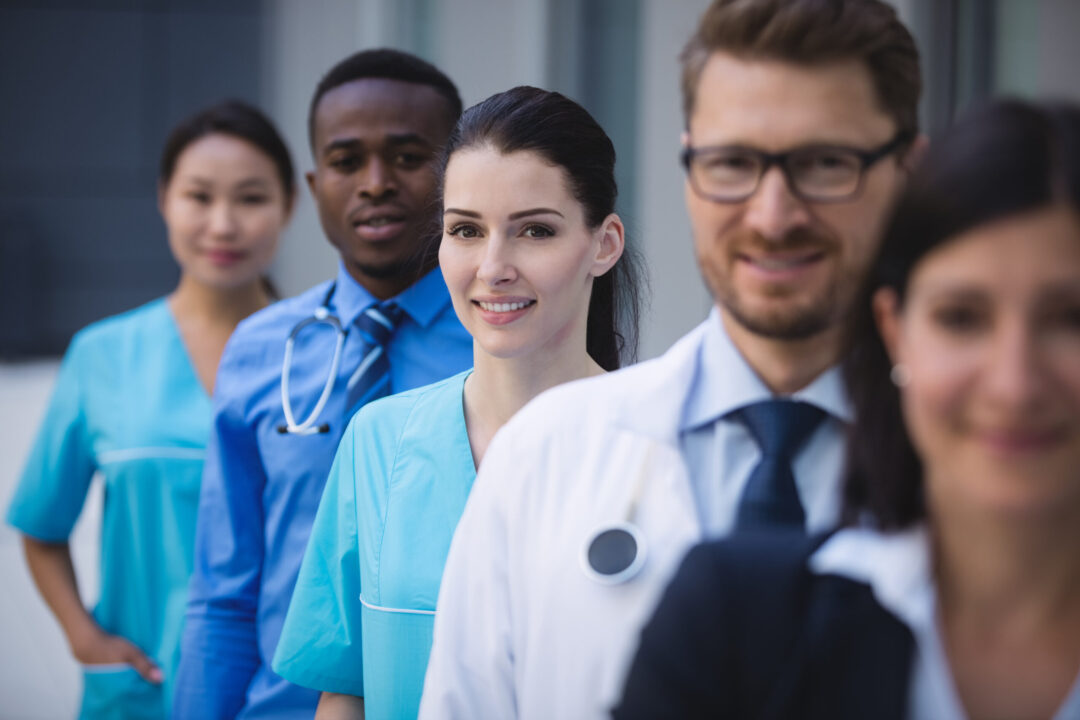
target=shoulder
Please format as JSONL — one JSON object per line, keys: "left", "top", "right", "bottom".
{"left": 218, "top": 281, "right": 333, "bottom": 372}
{"left": 64, "top": 298, "right": 170, "bottom": 359}
{"left": 676, "top": 531, "right": 825, "bottom": 599}
{"left": 348, "top": 371, "right": 469, "bottom": 448}
{"left": 231, "top": 281, "right": 332, "bottom": 343}
{"left": 497, "top": 324, "right": 707, "bottom": 448}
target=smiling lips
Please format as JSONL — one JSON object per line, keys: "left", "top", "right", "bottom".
{"left": 351, "top": 208, "right": 408, "bottom": 242}
{"left": 204, "top": 248, "right": 246, "bottom": 266}
{"left": 473, "top": 298, "right": 536, "bottom": 325}
{"left": 738, "top": 249, "right": 826, "bottom": 280}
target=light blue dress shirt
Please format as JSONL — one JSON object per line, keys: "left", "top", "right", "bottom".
{"left": 7, "top": 299, "right": 210, "bottom": 719}
{"left": 679, "top": 308, "right": 852, "bottom": 535}
{"left": 273, "top": 371, "right": 474, "bottom": 720}
{"left": 173, "top": 265, "right": 472, "bottom": 720}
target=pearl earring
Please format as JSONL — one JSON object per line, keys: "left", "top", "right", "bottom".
{"left": 890, "top": 364, "right": 911, "bottom": 388}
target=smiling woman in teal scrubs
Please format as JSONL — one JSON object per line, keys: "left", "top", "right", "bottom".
{"left": 272, "top": 86, "right": 645, "bottom": 719}
{"left": 6, "top": 100, "right": 294, "bottom": 719}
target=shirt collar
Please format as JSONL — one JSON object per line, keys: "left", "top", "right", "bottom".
{"left": 681, "top": 306, "right": 853, "bottom": 432}
{"left": 330, "top": 262, "right": 454, "bottom": 329}
{"left": 809, "top": 525, "right": 935, "bottom": 632}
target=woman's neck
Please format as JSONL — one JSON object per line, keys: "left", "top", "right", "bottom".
{"left": 931, "top": 500, "right": 1080, "bottom": 719}
{"left": 933, "top": 503, "right": 1080, "bottom": 623}
{"left": 462, "top": 340, "right": 604, "bottom": 467}
{"left": 168, "top": 274, "right": 273, "bottom": 394}
{"left": 169, "top": 274, "right": 271, "bottom": 327}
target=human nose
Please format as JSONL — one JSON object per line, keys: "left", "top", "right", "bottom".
{"left": 742, "top": 166, "right": 811, "bottom": 242}
{"left": 983, "top": 319, "right": 1045, "bottom": 411}
{"left": 358, "top": 157, "right": 397, "bottom": 200}
{"left": 209, "top": 201, "right": 238, "bottom": 238}
{"left": 476, "top": 236, "right": 516, "bottom": 286}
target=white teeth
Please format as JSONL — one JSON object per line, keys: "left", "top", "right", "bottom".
{"left": 478, "top": 301, "right": 532, "bottom": 312}
{"left": 752, "top": 257, "right": 811, "bottom": 271}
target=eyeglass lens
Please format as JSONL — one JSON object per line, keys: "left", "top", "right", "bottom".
{"left": 690, "top": 146, "right": 865, "bottom": 200}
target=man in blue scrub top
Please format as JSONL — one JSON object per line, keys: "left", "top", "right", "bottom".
{"left": 173, "top": 49, "right": 472, "bottom": 720}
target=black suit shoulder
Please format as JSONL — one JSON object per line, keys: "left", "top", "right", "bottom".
{"left": 614, "top": 531, "right": 915, "bottom": 720}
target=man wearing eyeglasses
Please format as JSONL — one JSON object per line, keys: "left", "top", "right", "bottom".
{"left": 419, "top": 1, "right": 927, "bottom": 719}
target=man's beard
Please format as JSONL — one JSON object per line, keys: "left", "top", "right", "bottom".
{"left": 711, "top": 228, "right": 844, "bottom": 341}
{"left": 721, "top": 285, "right": 838, "bottom": 340}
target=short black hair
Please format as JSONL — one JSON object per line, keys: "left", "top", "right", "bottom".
{"left": 160, "top": 99, "right": 295, "bottom": 200}
{"left": 842, "top": 99, "right": 1080, "bottom": 530}
{"left": 307, "top": 48, "right": 463, "bottom": 150}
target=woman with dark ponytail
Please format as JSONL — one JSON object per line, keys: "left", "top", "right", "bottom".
{"left": 274, "top": 86, "right": 644, "bottom": 719}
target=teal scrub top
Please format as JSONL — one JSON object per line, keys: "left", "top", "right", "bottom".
{"left": 273, "top": 370, "right": 475, "bottom": 720}
{"left": 7, "top": 299, "right": 211, "bottom": 720}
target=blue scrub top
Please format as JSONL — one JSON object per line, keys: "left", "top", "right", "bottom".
{"left": 175, "top": 265, "right": 472, "bottom": 720}
{"left": 273, "top": 370, "right": 475, "bottom": 719}
{"left": 7, "top": 298, "right": 211, "bottom": 720}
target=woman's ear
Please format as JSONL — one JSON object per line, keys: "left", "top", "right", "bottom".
{"left": 590, "top": 213, "right": 625, "bottom": 277}
{"left": 157, "top": 182, "right": 168, "bottom": 217}
{"left": 873, "top": 287, "right": 903, "bottom": 365}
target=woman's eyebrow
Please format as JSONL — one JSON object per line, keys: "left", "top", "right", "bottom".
{"left": 508, "top": 208, "right": 564, "bottom": 220}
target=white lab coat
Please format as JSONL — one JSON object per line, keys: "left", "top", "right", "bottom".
{"left": 420, "top": 320, "right": 712, "bottom": 720}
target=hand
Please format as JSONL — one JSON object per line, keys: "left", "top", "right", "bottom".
{"left": 70, "top": 624, "right": 163, "bottom": 684}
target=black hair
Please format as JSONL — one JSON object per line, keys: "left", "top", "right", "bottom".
{"left": 307, "top": 48, "right": 463, "bottom": 150}
{"left": 434, "top": 86, "right": 646, "bottom": 370}
{"left": 842, "top": 99, "right": 1080, "bottom": 530}
{"left": 159, "top": 99, "right": 295, "bottom": 201}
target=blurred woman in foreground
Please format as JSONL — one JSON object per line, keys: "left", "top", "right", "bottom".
{"left": 615, "top": 99, "right": 1080, "bottom": 719}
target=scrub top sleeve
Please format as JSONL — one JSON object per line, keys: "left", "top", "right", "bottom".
{"left": 612, "top": 544, "right": 732, "bottom": 720}
{"left": 418, "top": 428, "right": 517, "bottom": 720}
{"left": 173, "top": 350, "right": 265, "bottom": 720}
{"left": 273, "top": 420, "right": 366, "bottom": 695}
{"left": 7, "top": 336, "right": 96, "bottom": 541}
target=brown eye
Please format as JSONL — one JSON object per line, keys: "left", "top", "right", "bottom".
{"left": 329, "top": 154, "right": 360, "bottom": 173}
{"left": 393, "top": 151, "right": 429, "bottom": 169}
{"left": 447, "top": 224, "right": 480, "bottom": 239}
{"left": 933, "top": 305, "right": 985, "bottom": 333}
{"left": 522, "top": 224, "right": 554, "bottom": 239}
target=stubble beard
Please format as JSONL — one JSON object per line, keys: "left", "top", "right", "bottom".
{"left": 708, "top": 228, "right": 846, "bottom": 341}
{"left": 717, "top": 280, "right": 839, "bottom": 340}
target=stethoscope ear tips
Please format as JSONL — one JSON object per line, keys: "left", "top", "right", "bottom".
{"left": 581, "top": 522, "right": 647, "bottom": 585}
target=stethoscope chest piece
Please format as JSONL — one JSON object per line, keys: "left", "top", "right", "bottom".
{"left": 580, "top": 521, "right": 647, "bottom": 585}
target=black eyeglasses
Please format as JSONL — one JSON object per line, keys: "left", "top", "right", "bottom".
{"left": 681, "top": 132, "right": 913, "bottom": 203}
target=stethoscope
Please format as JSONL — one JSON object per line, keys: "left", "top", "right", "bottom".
{"left": 277, "top": 283, "right": 344, "bottom": 435}
{"left": 579, "top": 445, "right": 655, "bottom": 585}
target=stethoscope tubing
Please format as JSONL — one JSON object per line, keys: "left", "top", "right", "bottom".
{"left": 278, "top": 285, "right": 346, "bottom": 436}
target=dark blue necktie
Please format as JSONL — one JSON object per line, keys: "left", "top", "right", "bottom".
{"left": 345, "top": 301, "right": 404, "bottom": 417}
{"left": 733, "top": 400, "right": 825, "bottom": 531}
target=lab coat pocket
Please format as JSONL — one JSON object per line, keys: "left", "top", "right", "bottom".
{"left": 79, "top": 664, "right": 163, "bottom": 720}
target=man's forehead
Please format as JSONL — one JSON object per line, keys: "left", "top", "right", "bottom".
{"left": 689, "top": 52, "right": 895, "bottom": 149}
{"left": 313, "top": 77, "right": 450, "bottom": 147}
